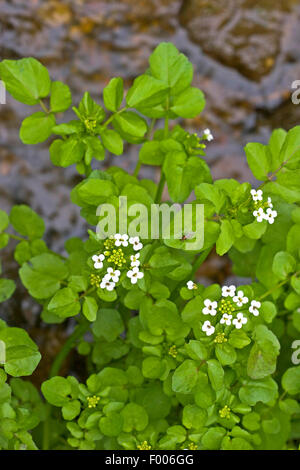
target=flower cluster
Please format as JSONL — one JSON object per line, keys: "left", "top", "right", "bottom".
{"left": 91, "top": 234, "right": 144, "bottom": 291}
{"left": 137, "top": 441, "right": 152, "bottom": 450}
{"left": 200, "top": 285, "right": 261, "bottom": 337}
{"left": 203, "top": 128, "right": 213, "bottom": 141}
{"left": 251, "top": 189, "right": 277, "bottom": 224}
{"left": 87, "top": 395, "right": 100, "bottom": 409}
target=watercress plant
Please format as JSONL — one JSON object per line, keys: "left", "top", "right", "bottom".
{"left": 0, "top": 42, "right": 299, "bottom": 451}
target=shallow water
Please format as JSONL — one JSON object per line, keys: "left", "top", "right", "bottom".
{"left": 1, "top": 0, "right": 300, "bottom": 382}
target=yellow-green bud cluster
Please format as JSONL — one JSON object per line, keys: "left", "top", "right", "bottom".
{"left": 90, "top": 273, "right": 101, "bottom": 287}
{"left": 84, "top": 119, "right": 97, "bottom": 134}
{"left": 87, "top": 395, "right": 100, "bottom": 409}
{"left": 168, "top": 345, "right": 178, "bottom": 358}
{"left": 214, "top": 333, "right": 227, "bottom": 344}
{"left": 107, "top": 248, "right": 126, "bottom": 267}
{"left": 218, "top": 298, "right": 235, "bottom": 316}
{"left": 188, "top": 442, "right": 198, "bottom": 450}
{"left": 219, "top": 405, "right": 231, "bottom": 419}
{"left": 137, "top": 440, "right": 151, "bottom": 450}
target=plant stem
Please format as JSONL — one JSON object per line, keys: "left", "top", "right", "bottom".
{"left": 191, "top": 248, "right": 212, "bottom": 278}
{"left": 7, "top": 233, "right": 26, "bottom": 241}
{"left": 133, "top": 160, "right": 142, "bottom": 178}
{"left": 42, "top": 321, "right": 90, "bottom": 450}
{"left": 154, "top": 117, "right": 169, "bottom": 203}
{"left": 155, "top": 172, "right": 166, "bottom": 203}
{"left": 39, "top": 99, "right": 49, "bottom": 114}
{"left": 49, "top": 321, "right": 90, "bottom": 378}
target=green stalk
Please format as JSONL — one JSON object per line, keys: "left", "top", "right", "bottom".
{"left": 154, "top": 116, "right": 169, "bottom": 203}
{"left": 190, "top": 248, "right": 212, "bottom": 278}
{"left": 133, "top": 160, "right": 142, "bottom": 178}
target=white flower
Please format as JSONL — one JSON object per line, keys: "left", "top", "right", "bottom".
{"left": 222, "top": 285, "right": 236, "bottom": 298}
{"left": 129, "top": 236, "right": 143, "bottom": 251}
{"left": 232, "top": 313, "right": 247, "bottom": 329}
{"left": 114, "top": 233, "right": 129, "bottom": 247}
{"left": 187, "top": 280, "right": 197, "bottom": 290}
{"left": 130, "top": 253, "right": 140, "bottom": 267}
{"left": 264, "top": 208, "right": 277, "bottom": 224}
{"left": 253, "top": 207, "right": 265, "bottom": 223}
{"left": 203, "top": 128, "right": 213, "bottom": 141}
{"left": 250, "top": 189, "right": 263, "bottom": 202}
{"left": 220, "top": 313, "right": 232, "bottom": 325}
{"left": 100, "top": 279, "right": 115, "bottom": 291}
{"left": 233, "top": 290, "right": 248, "bottom": 307}
{"left": 127, "top": 267, "right": 144, "bottom": 284}
{"left": 104, "top": 267, "right": 121, "bottom": 283}
{"left": 249, "top": 300, "right": 261, "bottom": 316}
{"left": 202, "top": 299, "right": 218, "bottom": 316}
{"left": 92, "top": 253, "right": 105, "bottom": 269}
{"left": 267, "top": 197, "right": 273, "bottom": 209}
{"left": 202, "top": 320, "right": 215, "bottom": 336}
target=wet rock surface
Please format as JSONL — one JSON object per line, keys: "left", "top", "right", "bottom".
{"left": 1, "top": 0, "right": 300, "bottom": 380}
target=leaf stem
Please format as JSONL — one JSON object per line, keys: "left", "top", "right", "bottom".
{"left": 154, "top": 117, "right": 169, "bottom": 203}
{"left": 191, "top": 248, "right": 212, "bottom": 278}
{"left": 49, "top": 321, "right": 90, "bottom": 378}
{"left": 39, "top": 99, "right": 49, "bottom": 114}
{"left": 133, "top": 160, "right": 142, "bottom": 178}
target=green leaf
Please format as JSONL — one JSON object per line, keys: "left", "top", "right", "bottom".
{"left": 171, "top": 87, "right": 205, "bottom": 119}
{"left": 100, "top": 129, "right": 123, "bottom": 155}
{"left": 113, "top": 111, "right": 147, "bottom": 142}
{"left": 0, "top": 279, "right": 16, "bottom": 303}
{"left": 0, "top": 210, "right": 9, "bottom": 232}
{"left": 142, "top": 356, "right": 164, "bottom": 379}
{"left": 103, "top": 77, "right": 123, "bottom": 112}
{"left": 19, "top": 253, "right": 68, "bottom": 299}
{"left": 0, "top": 327, "right": 41, "bottom": 376}
{"left": 245, "top": 142, "right": 270, "bottom": 181}
{"left": 228, "top": 329, "right": 251, "bottom": 349}
{"left": 201, "top": 427, "right": 226, "bottom": 450}
{"left": 239, "top": 377, "right": 278, "bottom": 406}
{"left": 126, "top": 74, "right": 168, "bottom": 108}
{"left": 282, "top": 366, "right": 300, "bottom": 395}
{"left": 163, "top": 151, "right": 211, "bottom": 203}
{"left": 0, "top": 57, "right": 51, "bottom": 105}
{"left": 50, "top": 81, "right": 72, "bottom": 113}
{"left": 272, "top": 251, "right": 296, "bottom": 280}
{"left": 149, "top": 42, "right": 193, "bottom": 94}
{"left": 82, "top": 297, "right": 98, "bottom": 322}
{"left": 139, "top": 140, "right": 164, "bottom": 166}
{"left": 247, "top": 325, "right": 280, "bottom": 379}
{"left": 215, "top": 343, "right": 237, "bottom": 366}
{"left": 50, "top": 137, "right": 85, "bottom": 167}
{"left": 182, "top": 404, "right": 207, "bottom": 429}
{"left": 216, "top": 220, "right": 234, "bottom": 255}
{"left": 172, "top": 360, "right": 198, "bottom": 394}
{"left": 268, "top": 128, "right": 287, "bottom": 171}
{"left": 99, "top": 412, "right": 123, "bottom": 437}
{"left": 62, "top": 400, "right": 81, "bottom": 420}
{"left": 195, "top": 183, "right": 226, "bottom": 214}
{"left": 120, "top": 403, "right": 148, "bottom": 432}
{"left": 207, "top": 359, "right": 224, "bottom": 391}
{"left": 243, "top": 219, "right": 267, "bottom": 239}
{"left": 42, "top": 377, "right": 71, "bottom": 406}
{"left": 73, "top": 178, "right": 118, "bottom": 206}
{"left": 279, "top": 125, "right": 300, "bottom": 167}
{"left": 10, "top": 205, "right": 45, "bottom": 239}
{"left": 92, "top": 309, "right": 124, "bottom": 342}
{"left": 48, "top": 288, "right": 80, "bottom": 319}
{"left": 20, "top": 112, "right": 55, "bottom": 144}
